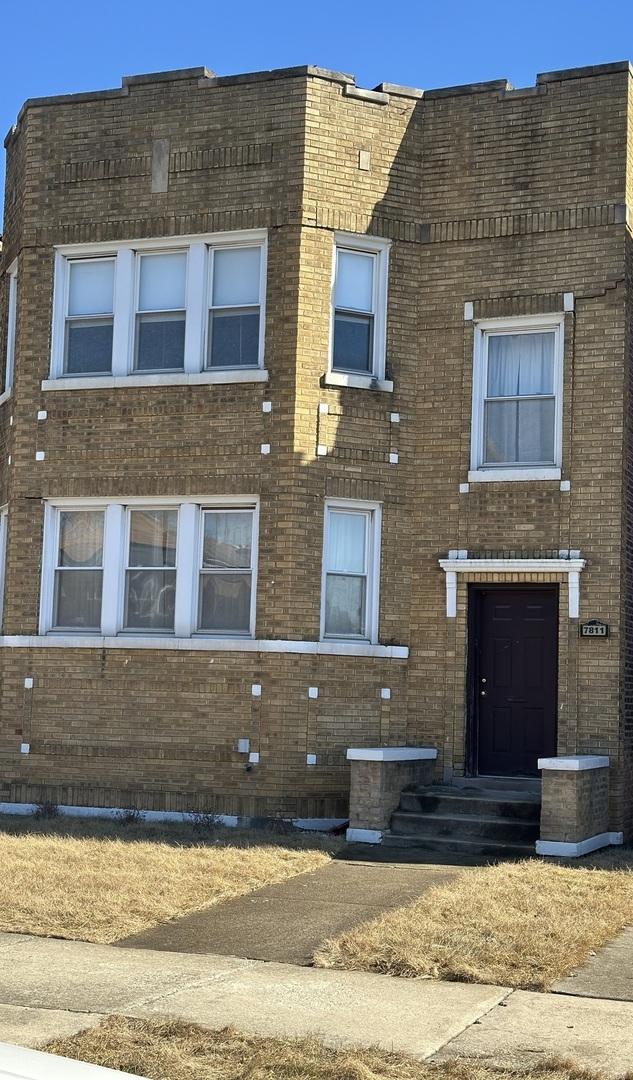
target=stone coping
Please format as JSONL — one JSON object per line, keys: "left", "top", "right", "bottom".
{"left": 346, "top": 747, "right": 438, "bottom": 762}
{"left": 538, "top": 755, "right": 610, "bottom": 771}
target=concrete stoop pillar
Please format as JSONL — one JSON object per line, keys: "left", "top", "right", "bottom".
{"left": 346, "top": 747, "right": 438, "bottom": 843}
{"left": 537, "top": 755, "right": 623, "bottom": 857}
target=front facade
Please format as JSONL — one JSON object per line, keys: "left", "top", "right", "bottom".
{"left": 2, "top": 61, "right": 633, "bottom": 839}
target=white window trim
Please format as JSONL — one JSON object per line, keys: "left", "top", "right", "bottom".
{"left": 320, "top": 498, "right": 381, "bottom": 644}
{"left": 39, "top": 496, "right": 259, "bottom": 639}
{"left": 48, "top": 230, "right": 268, "bottom": 386}
{"left": 327, "top": 232, "right": 390, "bottom": 388}
{"left": 469, "top": 313, "right": 564, "bottom": 482}
{"left": 3, "top": 260, "right": 18, "bottom": 401}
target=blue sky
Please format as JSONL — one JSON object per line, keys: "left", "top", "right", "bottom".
{"left": 2, "top": 0, "right": 632, "bottom": 198}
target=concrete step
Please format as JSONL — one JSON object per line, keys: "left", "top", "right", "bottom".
{"left": 390, "top": 810, "right": 540, "bottom": 845}
{"left": 400, "top": 789, "right": 541, "bottom": 821}
{"left": 382, "top": 832, "right": 535, "bottom": 860}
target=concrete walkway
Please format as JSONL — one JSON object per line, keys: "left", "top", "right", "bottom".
{"left": 553, "top": 926, "right": 633, "bottom": 1001}
{"left": 4, "top": 932, "right": 633, "bottom": 1075}
{"left": 116, "top": 859, "right": 461, "bottom": 963}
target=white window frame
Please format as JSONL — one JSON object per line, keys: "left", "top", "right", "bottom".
{"left": 133, "top": 250, "right": 188, "bottom": 374}
{"left": 327, "top": 233, "right": 391, "bottom": 391}
{"left": 197, "top": 507, "right": 258, "bottom": 637}
{"left": 469, "top": 313, "right": 564, "bottom": 483}
{"left": 47, "top": 231, "right": 268, "bottom": 388}
{"left": 205, "top": 242, "right": 267, "bottom": 372}
{"left": 39, "top": 497, "right": 259, "bottom": 639}
{"left": 2, "top": 261, "right": 17, "bottom": 401}
{"left": 320, "top": 498, "right": 381, "bottom": 644}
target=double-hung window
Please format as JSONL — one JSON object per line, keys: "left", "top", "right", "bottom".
{"left": 470, "top": 315, "right": 564, "bottom": 481}
{"left": 49, "top": 231, "right": 267, "bottom": 383}
{"left": 135, "top": 253, "right": 187, "bottom": 371}
{"left": 4, "top": 261, "right": 17, "bottom": 396}
{"left": 53, "top": 510, "right": 104, "bottom": 630}
{"left": 208, "top": 246, "right": 262, "bottom": 369}
{"left": 329, "top": 234, "right": 390, "bottom": 387}
{"left": 41, "top": 500, "right": 258, "bottom": 638}
{"left": 321, "top": 500, "right": 381, "bottom": 642}
{"left": 124, "top": 509, "right": 178, "bottom": 630}
{"left": 64, "top": 258, "right": 115, "bottom": 375}
{"left": 198, "top": 509, "right": 255, "bottom": 634}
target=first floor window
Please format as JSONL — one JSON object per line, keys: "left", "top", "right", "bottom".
{"left": 53, "top": 510, "right": 104, "bottom": 629}
{"left": 41, "top": 501, "right": 257, "bottom": 638}
{"left": 124, "top": 508, "right": 178, "bottom": 630}
{"left": 199, "top": 509, "right": 255, "bottom": 633}
{"left": 472, "top": 316, "right": 563, "bottom": 473}
{"left": 322, "top": 501, "right": 380, "bottom": 641}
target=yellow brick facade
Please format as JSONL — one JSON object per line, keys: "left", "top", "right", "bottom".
{"left": 1, "top": 61, "right": 633, "bottom": 833}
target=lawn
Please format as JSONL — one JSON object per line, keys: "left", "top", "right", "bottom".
{"left": 315, "top": 854, "right": 633, "bottom": 991}
{"left": 47, "top": 1016, "right": 609, "bottom": 1080}
{"left": 0, "top": 814, "right": 331, "bottom": 943}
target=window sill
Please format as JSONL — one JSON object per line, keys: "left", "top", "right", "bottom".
{"left": 1, "top": 635, "right": 409, "bottom": 658}
{"left": 324, "top": 371, "right": 394, "bottom": 393}
{"left": 467, "top": 467, "right": 561, "bottom": 483}
{"left": 41, "top": 370, "right": 269, "bottom": 391}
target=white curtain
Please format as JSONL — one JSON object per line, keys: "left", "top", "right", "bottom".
{"left": 327, "top": 511, "right": 366, "bottom": 573}
{"left": 487, "top": 332, "right": 554, "bottom": 397}
{"left": 203, "top": 512, "right": 253, "bottom": 570}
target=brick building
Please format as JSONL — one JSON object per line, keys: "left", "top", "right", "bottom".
{"left": 1, "top": 60, "right": 633, "bottom": 855}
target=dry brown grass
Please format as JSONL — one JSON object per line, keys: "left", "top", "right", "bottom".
{"left": 0, "top": 814, "right": 331, "bottom": 943}
{"left": 47, "top": 1016, "right": 623, "bottom": 1080}
{"left": 315, "top": 857, "right": 633, "bottom": 991}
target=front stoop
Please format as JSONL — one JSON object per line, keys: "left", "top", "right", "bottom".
{"left": 382, "top": 782, "right": 541, "bottom": 859}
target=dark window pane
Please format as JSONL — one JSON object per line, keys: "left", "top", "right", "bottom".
{"left": 65, "top": 319, "right": 113, "bottom": 374}
{"left": 128, "top": 510, "right": 178, "bottom": 568}
{"left": 135, "top": 314, "right": 185, "bottom": 371}
{"left": 53, "top": 569, "right": 103, "bottom": 629}
{"left": 332, "top": 312, "right": 373, "bottom": 373}
{"left": 124, "top": 569, "right": 176, "bottom": 630}
{"left": 198, "top": 572, "right": 251, "bottom": 632}
{"left": 208, "top": 309, "right": 259, "bottom": 368}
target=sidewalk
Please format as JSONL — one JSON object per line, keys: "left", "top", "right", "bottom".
{"left": 2, "top": 932, "right": 633, "bottom": 1075}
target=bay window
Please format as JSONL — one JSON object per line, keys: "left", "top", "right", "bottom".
{"left": 40, "top": 499, "right": 258, "bottom": 638}
{"left": 49, "top": 231, "right": 267, "bottom": 385}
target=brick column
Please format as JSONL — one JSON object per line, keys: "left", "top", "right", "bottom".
{"left": 537, "top": 755, "right": 623, "bottom": 857}
{"left": 346, "top": 747, "right": 438, "bottom": 843}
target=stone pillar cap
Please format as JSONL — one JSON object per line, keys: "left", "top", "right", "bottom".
{"left": 346, "top": 747, "right": 438, "bottom": 762}
{"left": 538, "top": 755, "right": 609, "bottom": 771}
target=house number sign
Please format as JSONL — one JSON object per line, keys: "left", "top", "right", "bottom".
{"left": 580, "top": 620, "right": 609, "bottom": 638}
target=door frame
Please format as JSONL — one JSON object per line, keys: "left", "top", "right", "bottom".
{"left": 465, "top": 583, "right": 559, "bottom": 777}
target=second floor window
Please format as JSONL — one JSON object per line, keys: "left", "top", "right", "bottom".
{"left": 50, "top": 231, "right": 267, "bottom": 381}
{"left": 135, "top": 253, "right": 187, "bottom": 371}
{"left": 330, "top": 234, "right": 389, "bottom": 383}
{"left": 65, "top": 259, "right": 114, "bottom": 375}
{"left": 4, "top": 262, "right": 17, "bottom": 395}
{"left": 470, "top": 315, "right": 564, "bottom": 478}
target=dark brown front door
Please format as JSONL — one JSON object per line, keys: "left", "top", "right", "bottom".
{"left": 470, "top": 586, "right": 558, "bottom": 777}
